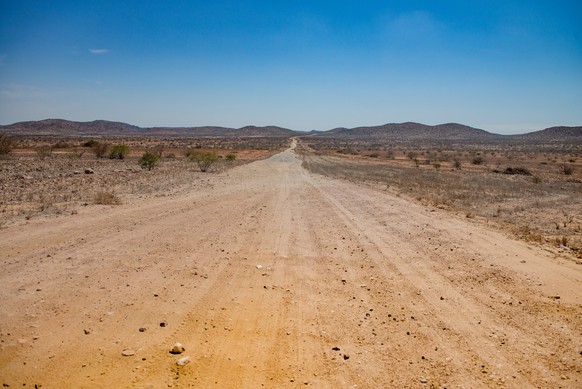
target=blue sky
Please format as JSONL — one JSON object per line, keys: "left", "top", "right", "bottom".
{"left": 1, "top": 1, "right": 581, "bottom": 134}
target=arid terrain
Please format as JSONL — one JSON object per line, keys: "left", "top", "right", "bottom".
{"left": 1, "top": 136, "right": 581, "bottom": 388}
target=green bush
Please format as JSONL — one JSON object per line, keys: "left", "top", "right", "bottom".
{"left": 225, "top": 153, "right": 237, "bottom": 161}
{"left": 189, "top": 151, "right": 219, "bottom": 172}
{"left": 138, "top": 151, "right": 160, "bottom": 171}
{"left": 109, "top": 144, "right": 129, "bottom": 160}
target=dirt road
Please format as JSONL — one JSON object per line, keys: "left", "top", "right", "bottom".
{"left": 1, "top": 141, "right": 581, "bottom": 388}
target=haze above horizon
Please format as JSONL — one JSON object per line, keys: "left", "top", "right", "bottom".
{"left": 1, "top": 1, "right": 581, "bottom": 135}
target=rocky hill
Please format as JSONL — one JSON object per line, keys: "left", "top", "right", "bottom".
{"left": 0, "top": 119, "right": 142, "bottom": 136}
{"left": 511, "top": 126, "right": 582, "bottom": 141}
{"left": 311, "top": 122, "right": 501, "bottom": 141}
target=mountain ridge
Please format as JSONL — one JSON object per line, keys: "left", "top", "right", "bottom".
{"left": 1, "top": 119, "right": 581, "bottom": 141}
{"left": 0, "top": 119, "right": 297, "bottom": 138}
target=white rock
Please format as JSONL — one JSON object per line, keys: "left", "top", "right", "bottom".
{"left": 256, "top": 265, "right": 263, "bottom": 269}
{"left": 121, "top": 349, "right": 135, "bottom": 356}
{"left": 176, "top": 356, "right": 190, "bottom": 366}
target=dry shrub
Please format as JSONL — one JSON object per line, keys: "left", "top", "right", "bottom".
{"left": 560, "top": 164, "right": 574, "bottom": 175}
{"left": 0, "top": 133, "right": 16, "bottom": 158}
{"left": 36, "top": 146, "right": 53, "bottom": 160}
{"left": 94, "top": 191, "right": 121, "bottom": 205}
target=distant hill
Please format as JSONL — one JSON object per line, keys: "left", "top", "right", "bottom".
{"left": 1, "top": 119, "right": 581, "bottom": 141}
{"left": 0, "top": 119, "right": 142, "bottom": 136}
{"left": 310, "top": 122, "right": 501, "bottom": 141}
{"left": 511, "top": 126, "right": 582, "bottom": 141}
{"left": 0, "top": 119, "right": 298, "bottom": 138}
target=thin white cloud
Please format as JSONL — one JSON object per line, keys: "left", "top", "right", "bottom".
{"left": 0, "top": 84, "right": 43, "bottom": 99}
{"left": 89, "top": 48, "right": 109, "bottom": 55}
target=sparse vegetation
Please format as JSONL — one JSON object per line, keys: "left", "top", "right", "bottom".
{"left": 138, "top": 151, "right": 160, "bottom": 171}
{"left": 501, "top": 167, "right": 532, "bottom": 176}
{"left": 109, "top": 144, "right": 129, "bottom": 159}
{"left": 560, "top": 164, "right": 574, "bottom": 175}
{"left": 36, "top": 146, "right": 53, "bottom": 160}
{"left": 94, "top": 191, "right": 121, "bottom": 205}
{"left": 92, "top": 141, "right": 109, "bottom": 158}
{"left": 189, "top": 150, "right": 219, "bottom": 172}
{"left": 300, "top": 139, "right": 582, "bottom": 257}
{"left": 82, "top": 139, "right": 99, "bottom": 148}
{"left": 0, "top": 135, "right": 284, "bottom": 227}
{"left": 0, "top": 134, "right": 16, "bottom": 158}
{"left": 471, "top": 156, "right": 485, "bottom": 165}
{"left": 225, "top": 153, "right": 237, "bottom": 161}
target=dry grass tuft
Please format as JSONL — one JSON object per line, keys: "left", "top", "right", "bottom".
{"left": 94, "top": 191, "right": 121, "bottom": 205}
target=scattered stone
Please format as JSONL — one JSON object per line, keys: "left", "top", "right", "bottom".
{"left": 160, "top": 321, "right": 167, "bottom": 327}
{"left": 84, "top": 168, "right": 94, "bottom": 174}
{"left": 332, "top": 347, "right": 340, "bottom": 351}
{"left": 83, "top": 329, "right": 90, "bottom": 335}
{"left": 343, "top": 354, "right": 350, "bottom": 360}
{"left": 121, "top": 349, "right": 135, "bottom": 357}
{"left": 256, "top": 264, "right": 263, "bottom": 269}
{"left": 139, "top": 327, "right": 147, "bottom": 332}
{"left": 176, "top": 356, "right": 190, "bottom": 366}
{"left": 169, "top": 342, "right": 185, "bottom": 354}
{"left": 420, "top": 377, "right": 428, "bottom": 383}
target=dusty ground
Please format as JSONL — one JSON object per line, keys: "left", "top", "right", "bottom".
{"left": 299, "top": 141, "right": 582, "bottom": 258}
{"left": 1, "top": 140, "right": 581, "bottom": 388}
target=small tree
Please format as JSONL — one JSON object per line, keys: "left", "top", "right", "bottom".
{"left": 189, "top": 151, "right": 219, "bottom": 172}
{"left": 0, "top": 134, "right": 16, "bottom": 158}
{"left": 138, "top": 151, "right": 160, "bottom": 171}
{"left": 109, "top": 144, "right": 129, "bottom": 159}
